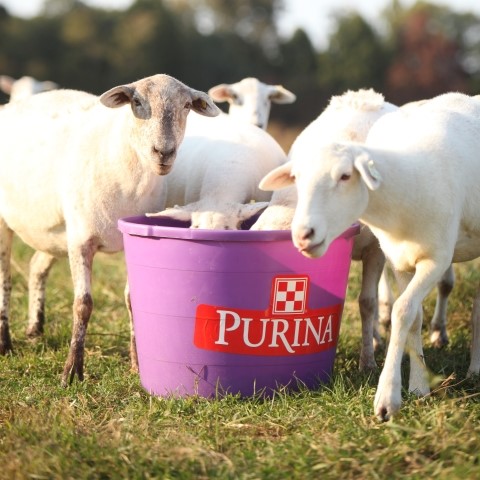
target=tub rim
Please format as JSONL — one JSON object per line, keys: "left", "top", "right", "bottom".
{"left": 118, "top": 216, "right": 360, "bottom": 243}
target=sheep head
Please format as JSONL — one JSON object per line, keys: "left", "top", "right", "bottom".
{"left": 260, "top": 142, "right": 378, "bottom": 258}
{"left": 100, "top": 74, "right": 220, "bottom": 176}
{"left": 147, "top": 201, "right": 269, "bottom": 230}
{"left": 208, "top": 77, "right": 295, "bottom": 130}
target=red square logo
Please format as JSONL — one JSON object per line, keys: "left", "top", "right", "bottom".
{"left": 272, "top": 276, "right": 308, "bottom": 314}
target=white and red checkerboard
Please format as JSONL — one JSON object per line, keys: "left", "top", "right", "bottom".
{"left": 272, "top": 276, "right": 309, "bottom": 314}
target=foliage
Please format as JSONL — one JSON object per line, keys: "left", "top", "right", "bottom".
{"left": 0, "top": 0, "right": 479, "bottom": 125}
{"left": 317, "top": 12, "right": 391, "bottom": 95}
{"left": 1, "top": 238, "right": 480, "bottom": 479}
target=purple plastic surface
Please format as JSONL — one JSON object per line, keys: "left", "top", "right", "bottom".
{"left": 118, "top": 216, "right": 359, "bottom": 398}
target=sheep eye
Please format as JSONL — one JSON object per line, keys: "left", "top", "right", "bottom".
{"left": 232, "top": 94, "right": 242, "bottom": 105}
{"left": 184, "top": 102, "right": 191, "bottom": 110}
{"left": 340, "top": 173, "right": 351, "bottom": 181}
{"left": 133, "top": 98, "right": 142, "bottom": 107}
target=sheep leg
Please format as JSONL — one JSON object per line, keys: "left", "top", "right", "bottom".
{"left": 358, "top": 242, "right": 385, "bottom": 371}
{"left": 26, "top": 251, "right": 56, "bottom": 337}
{"left": 124, "top": 281, "right": 139, "bottom": 372}
{"left": 374, "top": 260, "right": 445, "bottom": 421}
{"left": 0, "top": 219, "right": 13, "bottom": 354}
{"left": 467, "top": 285, "right": 480, "bottom": 376}
{"left": 406, "top": 305, "right": 427, "bottom": 395}
{"left": 377, "top": 265, "right": 394, "bottom": 327}
{"left": 430, "top": 265, "right": 454, "bottom": 348}
{"left": 61, "top": 239, "right": 96, "bottom": 386}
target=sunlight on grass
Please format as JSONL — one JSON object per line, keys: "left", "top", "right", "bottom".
{"left": 1, "top": 241, "right": 480, "bottom": 479}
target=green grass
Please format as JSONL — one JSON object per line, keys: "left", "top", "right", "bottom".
{"left": 1, "top": 238, "right": 480, "bottom": 479}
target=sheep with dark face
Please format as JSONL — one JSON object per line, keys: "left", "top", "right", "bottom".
{"left": 0, "top": 73, "right": 219, "bottom": 385}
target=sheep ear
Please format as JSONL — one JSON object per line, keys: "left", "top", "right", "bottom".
{"left": 99, "top": 85, "right": 134, "bottom": 107}
{"left": 208, "top": 84, "right": 234, "bottom": 103}
{"left": 259, "top": 162, "right": 294, "bottom": 191}
{"left": 269, "top": 85, "right": 296, "bottom": 104}
{"left": 239, "top": 201, "right": 270, "bottom": 220}
{"left": 42, "top": 81, "right": 58, "bottom": 91}
{"left": 0, "top": 75, "right": 14, "bottom": 95}
{"left": 353, "top": 151, "right": 382, "bottom": 191}
{"left": 146, "top": 205, "right": 192, "bottom": 222}
{"left": 190, "top": 90, "right": 222, "bottom": 117}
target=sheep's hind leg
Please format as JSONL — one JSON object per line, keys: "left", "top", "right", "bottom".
{"left": 0, "top": 219, "right": 13, "bottom": 354}
{"left": 125, "top": 281, "right": 139, "bottom": 373}
{"left": 62, "top": 238, "right": 97, "bottom": 386}
{"left": 26, "top": 251, "right": 56, "bottom": 338}
{"left": 378, "top": 265, "right": 395, "bottom": 328}
{"left": 430, "top": 265, "right": 454, "bottom": 348}
{"left": 467, "top": 284, "right": 480, "bottom": 377}
{"left": 358, "top": 243, "right": 385, "bottom": 371}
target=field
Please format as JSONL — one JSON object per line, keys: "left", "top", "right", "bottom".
{"left": 1, "top": 237, "right": 480, "bottom": 479}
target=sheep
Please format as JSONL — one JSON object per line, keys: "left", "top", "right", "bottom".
{"left": 208, "top": 77, "right": 296, "bottom": 129}
{"left": 0, "top": 73, "right": 220, "bottom": 386}
{"left": 0, "top": 75, "right": 58, "bottom": 101}
{"left": 147, "top": 110, "right": 287, "bottom": 229}
{"left": 252, "top": 88, "right": 398, "bottom": 370}
{"left": 259, "top": 92, "right": 480, "bottom": 420}
{"left": 376, "top": 97, "right": 458, "bottom": 346}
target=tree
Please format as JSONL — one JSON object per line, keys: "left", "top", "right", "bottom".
{"left": 384, "top": 4, "right": 469, "bottom": 104}
{"left": 277, "top": 28, "right": 320, "bottom": 125}
{"left": 168, "top": 0, "right": 284, "bottom": 57}
{"left": 317, "top": 12, "right": 390, "bottom": 96}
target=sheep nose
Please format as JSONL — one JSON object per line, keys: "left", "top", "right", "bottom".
{"left": 297, "top": 226, "right": 315, "bottom": 241}
{"left": 153, "top": 146, "right": 176, "bottom": 161}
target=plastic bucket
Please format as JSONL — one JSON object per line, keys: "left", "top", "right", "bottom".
{"left": 118, "top": 216, "right": 359, "bottom": 398}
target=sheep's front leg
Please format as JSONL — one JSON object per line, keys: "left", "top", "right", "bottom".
{"left": 430, "top": 265, "right": 454, "bottom": 348}
{"left": 0, "top": 219, "right": 13, "bottom": 354}
{"left": 26, "top": 251, "right": 56, "bottom": 338}
{"left": 374, "top": 260, "right": 445, "bottom": 421}
{"left": 62, "top": 239, "right": 97, "bottom": 386}
{"left": 124, "top": 281, "right": 139, "bottom": 372}
{"left": 358, "top": 242, "right": 385, "bottom": 370}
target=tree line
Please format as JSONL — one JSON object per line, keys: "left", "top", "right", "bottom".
{"left": 0, "top": 0, "right": 479, "bottom": 128}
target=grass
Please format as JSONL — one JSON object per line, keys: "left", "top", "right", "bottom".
{"left": 1, "top": 238, "right": 480, "bottom": 479}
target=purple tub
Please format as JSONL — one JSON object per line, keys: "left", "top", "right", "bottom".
{"left": 118, "top": 216, "right": 359, "bottom": 398}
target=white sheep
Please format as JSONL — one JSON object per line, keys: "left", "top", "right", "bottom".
{"left": 259, "top": 92, "right": 480, "bottom": 420}
{"left": 208, "top": 77, "right": 296, "bottom": 129}
{"left": 376, "top": 97, "right": 457, "bottom": 347}
{"left": 0, "top": 75, "right": 58, "bottom": 101}
{"left": 252, "top": 88, "right": 398, "bottom": 370}
{"left": 147, "top": 111, "right": 287, "bottom": 229}
{"left": 0, "top": 74, "right": 220, "bottom": 386}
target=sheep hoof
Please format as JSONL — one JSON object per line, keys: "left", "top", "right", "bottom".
{"left": 26, "top": 324, "right": 44, "bottom": 338}
{"left": 359, "top": 361, "right": 378, "bottom": 372}
{"left": 130, "top": 362, "right": 139, "bottom": 374}
{"left": 430, "top": 329, "right": 449, "bottom": 349}
{"left": 0, "top": 325, "right": 13, "bottom": 355}
{"left": 61, "top": 358, "right": 84, "bottom": 387}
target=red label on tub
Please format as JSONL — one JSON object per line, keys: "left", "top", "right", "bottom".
{"left": 194, "top": 275, "right": 342, "bottom": 356}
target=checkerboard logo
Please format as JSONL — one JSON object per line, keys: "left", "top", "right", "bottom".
{"left": 194, "top": 273, "right": 343, "bottom": 356}
{"left": 272, "top": 276, "right": 308, "bottom": 315}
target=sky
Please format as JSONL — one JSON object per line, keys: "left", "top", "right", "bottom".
{"left": 1, "top": 0, "right": 480, "bottom": 50}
